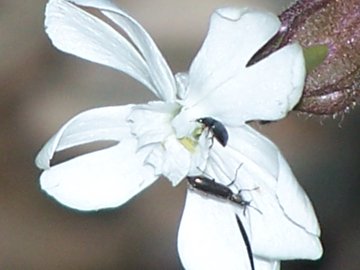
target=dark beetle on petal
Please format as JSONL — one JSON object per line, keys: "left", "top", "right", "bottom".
{"left": 197, "top": 117, "right": 229, "bottom": 147}
{"left": 187, "top": 175, "right": 251, "bottom": 209}
{"left": 187, "top": 175, "right": 256, "bottom": 270}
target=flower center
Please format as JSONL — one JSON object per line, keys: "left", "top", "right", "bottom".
{"left": 171, "top": 107, "right": 213, "bottom": 154}
{"left": 178, "top": 125, "right": 204, "bottom": 153}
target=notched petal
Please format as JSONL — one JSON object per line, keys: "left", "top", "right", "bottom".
{"left": 36, "top": 105, "right": 133, "bottom": 169}
{"left": 45, "top": 0, "right": 153, "bottom": 91}
{"left": 46, "top": 0, "right": 176, "bottom": 101}
{"left": 183, "top": 7, "right": 305, "bottom": 125}
{"left": 186, "top": 7, "right": 281, "bottom": 107}
{"left": 40, "top": 140, "right": 157, "bottom": 211}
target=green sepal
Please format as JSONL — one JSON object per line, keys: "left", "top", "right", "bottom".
{"left": 303, "top": 44, "right": 329, "bottom": 73}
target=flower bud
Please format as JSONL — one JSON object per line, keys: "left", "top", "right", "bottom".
{"left": 248, "top": 0, "right": 360, "bottom": 116}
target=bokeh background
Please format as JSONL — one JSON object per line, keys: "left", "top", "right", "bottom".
{"left": 0, "top": 0, "right": 359, "bottom": 269}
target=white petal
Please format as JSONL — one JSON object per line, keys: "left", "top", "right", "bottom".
{"left": 40, "top": 140, "right": 157, "bottom": 211}
{"left": 183, "top": 43, "right": 305, "bottom": 125}
{"left": 128, "top": 101, "right": 178, "bottom": 148}
{"left": 100, "top": 7, "right": 177, "bottom": 102}
{"left": 186, "top": 7, "right": 280, "bottom": 106}
{"left": 253, "top": 258, "right": 280, "bottom": 270}
{"left": 45, "top": 0, "right": 176, "bottom": 101}
{"left": 208, "top": 125, "right": 279, "bottom": 185}
{"left": 127, "top": 101, "right": 192, "bottom": 185}
{"left": 276, "top": 152, "right": 321, "bottom": 237}
{"left": 161, "top": 137, "right": 191, "bottom": 185}
{"left": 207, "top": 126, "right": 322, "bottom": 260}
{"left": 239, "top": 43, "right": 304, "bottom": 122}
{"left": 174, "top": 72, "right": 189, "bottom": 100}
{"left": 178, "top": 190, "right": 254, "bottom": 270}
{"left": 208, "top": 44, "right": 304, "bottom": 124}
{"left": 242, "top": 199, "right": 322, "bottom": 260}
{"left": 145, "top": 137, "right": 191, "bottom": 186}
{"left": 36, "top": 105, "right": 133, "bottom": 169}
{"left": 45, "top": 0, "right": 151, "bottom": 92}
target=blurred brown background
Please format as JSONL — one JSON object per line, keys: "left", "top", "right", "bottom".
{"left": 0, "top": 0, "right": 359, "bottom": 269}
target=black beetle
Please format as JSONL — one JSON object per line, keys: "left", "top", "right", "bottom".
{"left": 197, "top": 117, "right": 229, "bottom": 147}
{"left": 186, "top": 175, "right": 250, "bottom": 208}
{"left": 186, "top": 175, "right": 255, "bottom": 270}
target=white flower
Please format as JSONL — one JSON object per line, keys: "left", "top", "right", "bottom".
{"left": 37, "top": 0, "right": 323, "bottom": 269}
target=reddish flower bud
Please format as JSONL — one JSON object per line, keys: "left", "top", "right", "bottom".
{"left": 249, "top": 0, "right": 360, "bottom": 116}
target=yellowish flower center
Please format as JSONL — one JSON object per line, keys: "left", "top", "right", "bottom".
{"left": 179, "top": 137, "right": 197, "bottom": 153}
{"left": 178, "top": 126, "right": 204, "bottom": 153}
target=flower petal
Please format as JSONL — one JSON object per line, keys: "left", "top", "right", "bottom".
{"left": 254, "top": 259, "right": 280, "bottom": 270}
{"left": 276, "top": 152, "right": 321, "bottom": 237}
{"left": 128, "top": 101, "right": 179, "bottom": 148}
{"left": 45, "top": 0, "right": 176, "bottom": 101}
{"left": 207, "top": 125, "right": 279, "bottom": 185}
{"left": 205, "top": 43, "right": 305, "bottom": 124}
{"left": 186, "top": 7, "right": 280, "bottom": 106}
{"left": 39, "top": 141, "right": 157, "bottom": 211}
{"left": 182, "top": 43, "right": 305, "bottom": 125}
{"left": 178, "top": 190, "right": 255, "bottom": 270}
{"left": 145, "top": 136, "right": 191, "bottom": 186}
{"left": 36, "top": 105, "right": 133, "bottom": 169}
{"left": 206, "top": 126, "right": 322, "bottom": 260}
{"left": 240, "top": 194, "right": 323, "bottom": 260}
{"left": 127, "top": 101, "right": 193, "bottom": 185}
